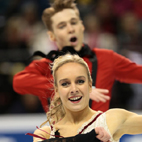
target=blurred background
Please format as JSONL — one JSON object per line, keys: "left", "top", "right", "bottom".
{"left": 0, "top": 0, "right": 142, "bottom": 141}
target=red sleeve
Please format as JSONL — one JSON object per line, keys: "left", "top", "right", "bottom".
{"left": 13, "top": 58, "right": 53, "bottom": 112}
{"left": 112, "top": 51, "right": 142, "bottom": 83}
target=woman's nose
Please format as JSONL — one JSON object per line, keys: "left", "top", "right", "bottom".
{"left": 70, "top": 84, "right": 79, "bottom": 94}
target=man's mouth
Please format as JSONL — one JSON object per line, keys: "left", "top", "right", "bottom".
{"left": 70, "top": 37, "right": 77, "bottom": 42}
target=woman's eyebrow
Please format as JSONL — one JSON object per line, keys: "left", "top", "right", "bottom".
{"left": 76, "top": 76, "right": 86, "bottom": 79}
{"left": 59, "top": 78, "right": 68, "bottom": 83}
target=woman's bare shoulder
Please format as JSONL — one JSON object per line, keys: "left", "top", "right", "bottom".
{"left": 105, "top": 108, "right": 130, "bottom": 137}
{"left": 106, "top": 108, "right": 130, "bottom": 116}
{"left": 33, "top": 126, "right": 51, "bottom": 142}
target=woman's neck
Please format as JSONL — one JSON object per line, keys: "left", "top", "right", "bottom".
{"left": 62, "top": 107, "right": 96, "bottom": 125}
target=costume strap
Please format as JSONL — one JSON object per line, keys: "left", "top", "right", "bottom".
{"left": 25, "top": 133, "right": 46, "bottom": 140}
{"left": 79, "top": 112, "right": 102, "bottom": 134}
{"left": 25, "top": 126, "right": 64, "bottom": 139}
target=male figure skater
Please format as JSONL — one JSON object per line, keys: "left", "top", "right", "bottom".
{"left": 13, "top": 0, "right": 142, "bottom": 113}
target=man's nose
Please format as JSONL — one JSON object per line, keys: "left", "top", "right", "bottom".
{"left": 70, "top": 83, "right": 79, "bottom": 94}
{"left": 67, "top": 24, "right": 75, "bottom": 33}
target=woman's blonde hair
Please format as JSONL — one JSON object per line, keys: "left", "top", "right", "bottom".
{"left": 41, "top": 53, "right": 92, "bottom": 126}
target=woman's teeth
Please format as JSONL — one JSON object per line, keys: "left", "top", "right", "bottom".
{"left": 69, "top": 96, "right": 82, "bottom": 101}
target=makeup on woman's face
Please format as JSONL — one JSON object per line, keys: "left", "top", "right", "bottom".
{"left": 55, "top": 62, "right": 91, "bottom": 112}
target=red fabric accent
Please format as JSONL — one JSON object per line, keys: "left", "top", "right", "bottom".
{"left": 26, "top": 126, "right": 64, "bottom": 139}
{"left": 25, "top": 133, "right": 46, "bottom": 140}
{"left": 13, "top": 48, "right": 142, "bottom": 112}
{"left": 91, "top": 49, "right": 142, "bottom": 111}
{"left": 79, "top": 113, "right": 102, "bottom": 134}
{"left": 13, "top": 58, "right": 53, "bottom": 112}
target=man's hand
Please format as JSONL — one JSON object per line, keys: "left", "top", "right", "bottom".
{"left": 90, "top": 88, "right": 110, "bottom": 103}
{"left": 95, "top": 127, "right": 111, "bottom": 142}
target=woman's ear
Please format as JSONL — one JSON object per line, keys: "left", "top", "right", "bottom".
{"left": 89, "top": 81, "right": 92, "bottom": 93}
{"left": 55, "top": 86, "right": 58, "bottom": 92}
{"left": 55, "top": 86, "right": 59, "bottom": 97}
{"left": 47, "top": 31, "right": 56, "bottom": 41}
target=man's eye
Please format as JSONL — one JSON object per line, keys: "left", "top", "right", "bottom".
{"left": 71, "top": 21, "right": 77, "bottom": 25}
{"left": 77, "top": 80, "right": 85, "bottom": 84}
{"left": 59, "top": 25, "right": 65, "bottom": 29}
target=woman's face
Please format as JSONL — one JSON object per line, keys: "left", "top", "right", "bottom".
{"left": 55, "top": 62, "right": 92, "bottom": 112}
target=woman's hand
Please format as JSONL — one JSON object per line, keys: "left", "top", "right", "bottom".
{"left": 95, "top": 127, "right": 111, "bottom": 142}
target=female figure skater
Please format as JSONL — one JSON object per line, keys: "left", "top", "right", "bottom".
{"left": 32, "top": 54, "right": 142, "bottom": 142}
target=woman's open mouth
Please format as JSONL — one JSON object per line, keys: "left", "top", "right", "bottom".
{"left": 69, "top": 96, "right": 82, "bottom": 103}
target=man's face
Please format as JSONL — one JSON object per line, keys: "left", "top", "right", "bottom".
{"left": 48, "top": 9, "right": 85, "bottom": 51}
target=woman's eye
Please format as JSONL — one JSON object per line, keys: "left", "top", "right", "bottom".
{"left": 77, "top": 80, "right": 85, "bottom": 84}
{"left": 61, "top": 82, "right": 69, "bottom": 86}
